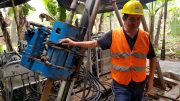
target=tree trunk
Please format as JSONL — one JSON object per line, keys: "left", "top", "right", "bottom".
{"left": 141, "top": 16, "right": 149, "bottom": 32}
{"left": 11, "top": 6, "right": 28, "bottom": 41}
{"left": 0, "top": 11, "right": 14, "bottom": 51}
{"left": 161, "top": 0, "right": 168, "bottom": 60}
{"left": 149, "top": 15, "right": 155, "bottom": 43}
{"left": 17, "top": 7, "right": 27, "bottom": 40}
{"left": 154, "top": 9, "right": 163, "bottom": 48}
{"left": 98, "top": 13, "right": 104, "bottom": 32}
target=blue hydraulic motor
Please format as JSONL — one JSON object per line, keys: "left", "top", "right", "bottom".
{"left": 20, "top": 21, "right": 82, "bottom": 80}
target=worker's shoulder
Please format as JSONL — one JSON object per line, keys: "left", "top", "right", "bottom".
{"left": 139, "top": 28, "right": 149, "bottom": 35}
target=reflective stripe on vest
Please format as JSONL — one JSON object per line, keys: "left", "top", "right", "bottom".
{"left": 111, "top": 52, "right": 147, "bottom": 59}
{"left": 111, "top": 52, "right": 130, "bottom": 58}
{"left": 112, "top": 65, "right": 146, "bottom": 72}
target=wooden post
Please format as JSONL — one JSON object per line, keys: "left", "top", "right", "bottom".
{"left": 40, "top": 78, "right": 54, "bottom": 101}
{"left": 156, "top": 61, "right": 166, "bottom": 90}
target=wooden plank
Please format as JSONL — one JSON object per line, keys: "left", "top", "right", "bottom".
{"left": 163, "top": 84, "right": 180, "bottom": 100}
{"left": 156, "top": 61, "right": 166, "bottom": 90}
{"left": 154, "top": 75, "right": 180, "bottom": 86}
{"left": 157, "top": 94, "right": 179, "bottom": 101}
{"left": 40, "top": 78, "right": 54, "bottom": 101}
{"left": 163, "top": 77, "right": 180, "bottom": 85}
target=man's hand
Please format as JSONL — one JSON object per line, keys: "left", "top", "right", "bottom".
{"left": 59, "top": 38, "right": 75, "bottom": 46}
{"left": 145, "top": 57, "right": 156, "bottom": 95}
{"left": 145, "top": 77, "right": 154, "bottom": 94}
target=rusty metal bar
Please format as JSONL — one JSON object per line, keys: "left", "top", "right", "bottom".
{"left": 82, "top": 0, "right": 101, "bottom": 100}
{"left": 66, "top": 0, "right": 79, "bottom": 24}
{"left": 111, "top": 0, "right": 123, "bottom": 26}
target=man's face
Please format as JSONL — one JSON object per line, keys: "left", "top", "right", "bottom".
{"left": 124, "top": 14, "right": 142, "bottom": 30}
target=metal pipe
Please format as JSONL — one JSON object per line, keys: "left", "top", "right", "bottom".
{"left": 56, "top": 81, "right": 67, "bottom": 101}
{"left": 65, "top": 81, "right": 75, "bottom": 101}
{"left": 111, "top": 0, "right": 123, "bottom": 27}
{"left": 66, "top": 0, "right": 79, "bottom": 24}
{"left": 86, "top": 0, "right": 101, "bottom": 37}
{"left": 86, "top": 0, "right": 101, "bottom": 79}
{"left": 79, "top": 0, "right": 95, "bottom": 29}
{"left": 3, "top": 60, "right": 20, "bottom": 69}
{"left": 95, "top": 48, "right": 99, "bottom": 78}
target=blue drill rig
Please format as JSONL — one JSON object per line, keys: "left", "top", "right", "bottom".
{"left": 21, "top": 21, "right": 81, "bottom": 80}
{"left": 20, "top": 0, "right": 101, "bottom": 100}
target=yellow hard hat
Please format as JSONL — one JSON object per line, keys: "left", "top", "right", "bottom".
{"left": 122, "top": 0, "right": 144, "bottom": 15}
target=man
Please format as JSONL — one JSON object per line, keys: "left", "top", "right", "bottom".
{"left": 60, "top": 0, "right": 156, "bottom": 101}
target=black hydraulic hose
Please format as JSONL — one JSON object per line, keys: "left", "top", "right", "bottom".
{"left": 80, "top": 65, "right": 110, "bottom": 101}
{"left": 88, "top": 71, "right": 109, "bottom": 101}
{"left": 88, "top": 72, "right": 101, "bottom": 101}
{"left": 83, "top": 70, "right": 100, "bottom": 101}
{"left": 9, "top": 77, "right": 14, "bottom": 101}
{"left": 80, "top": 66, "right": 99, "bottom": 100}
{"left": 80, "top": 66, "right": 93, "bottom": 99}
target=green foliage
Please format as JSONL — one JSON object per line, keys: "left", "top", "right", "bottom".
{"left": 22, "top": 3, "right": 36, "bottom": 16}
{"left": 104, "top": 12, "right": 113, "bottom": 17}
{"left": 168, "top": 2, "right": 180, "bottom": 35}
{"left": 168, "top": 7, "right": 178, "bottom": 14}
{"left": 0, "top": 45, "right": 3, "bottom": 53}
{"left": 145, "top": 0, "right": 173, "bottom": 15}
{"left": 6, "top": 3, "right": 36, "bottom": 17}
{"left": 154, "top": 47, "right": 161, "bottom": 57}
{"left": 170, "top": 18, "right": 180, "bottom": 35}
{"left": 57, "top": 6, "right": 66, "bottom": 22}
{"left": 22, "top": 6, "right": 29, "bottom": 16}
{"left": 47, "top": 1, "right": 57, "bottom": 16}
{"left": 7, "top": 8, "right": 14, "bottom": 17}
{"left": 176, "top": 51, "right": 180, "bottom": 56}
{"left": 146, "top": 1, "right": 158, "bottom": 15}
{"left": 42, "top": 0, "right": 49, "bottom": 6}
{"left": 42, "top": 0, "right": 66, "bottom": 22}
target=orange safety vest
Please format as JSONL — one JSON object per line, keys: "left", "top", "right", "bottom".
{"left": 110, "top": 28, "right": 149, "bottom": 85}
